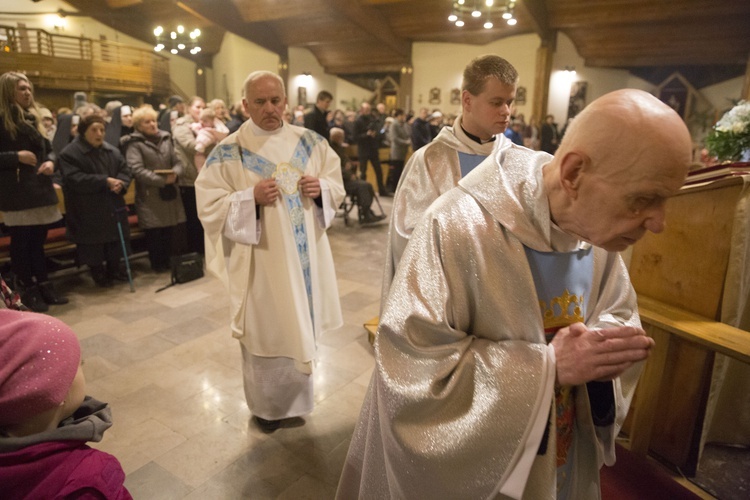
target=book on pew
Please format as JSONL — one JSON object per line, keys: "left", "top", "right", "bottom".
{"left": 685, "top": 162, "right": 750, "bottom": 185}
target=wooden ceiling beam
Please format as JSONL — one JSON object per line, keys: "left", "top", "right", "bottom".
{"left": 329, "top": 0, "right": 411, "bottom": 59}
{"left": 180, "top": 0, "right": 287, "bottom": 57}
{"left": 230, "top": 0, "right": 329, "bottom": 23}
{"left": 105, "top": 0, "right": 143, "bottom": 8}
{"left": 548, "top": 0, "right": 750, "bottom": 28}
{"left": 517, "top": 0, "right": 551, "bottom": 39}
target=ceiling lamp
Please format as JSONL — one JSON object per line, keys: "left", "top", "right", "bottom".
{"left": 153, "top": 25, "right": 202, "bottom": 55}
{"left": 447, "top": 0, "right": 517, "bottom": 28}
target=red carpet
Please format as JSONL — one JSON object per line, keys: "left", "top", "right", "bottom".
{"left": 600, "top": 444, "right": 702, "bottom": 499}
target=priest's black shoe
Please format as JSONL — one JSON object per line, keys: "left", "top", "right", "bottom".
{"left": 254, "top": 416, "right": 281, "bottom": 433}
{"left": 39, "top": 281, "right": 69, "bottom": 305}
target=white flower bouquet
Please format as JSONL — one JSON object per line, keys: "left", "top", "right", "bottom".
{"left": 706, "top": 100, "right": 750, "bottom": 162}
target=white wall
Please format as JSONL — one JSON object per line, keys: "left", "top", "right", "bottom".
{"left": 412, "top": 33, "right": 539, "bottom": 118}
{"left": 211, "top": 32, "right": 279, "bottom": 106}
{"left": 701, "top": 76, "right": 745, "bottom": 118}
{"left": 548, "top": 32, "right": 652, "bottom": 124}
{"left": 287, "top": 47, "right": 337, "bottom": 109}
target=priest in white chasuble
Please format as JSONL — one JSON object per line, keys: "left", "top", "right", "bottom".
{"left": 337, "top": 89, "right": 693, "bottom": 499}
{"left": 381, "top": 54, "right": 516, "bottom": 305}
{"left": 196, "top": 71, "right": 344, "bottom": 432}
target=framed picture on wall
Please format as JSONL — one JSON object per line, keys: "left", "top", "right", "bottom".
{"left": 450, "top": 88, "right": 461, "bottom": 105}
{"left": 429, "top": 87, "right": 441, "bottom": 105}
{"left": 516, "top": 86, "right": 527, "bottom": 105}
{"left": 298, "top": 86, "right": 307, "bottom": 108}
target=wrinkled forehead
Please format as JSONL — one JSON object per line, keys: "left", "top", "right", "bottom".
{"left": 248, "top": 77, "right": 284, "bottom": 98}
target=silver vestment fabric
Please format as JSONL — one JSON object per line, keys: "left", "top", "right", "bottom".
{"left": 338, "top": 145, "right": 642, "bottom": 499}
{"left": 380, "top": 116, "right": 511, "bottom": 312}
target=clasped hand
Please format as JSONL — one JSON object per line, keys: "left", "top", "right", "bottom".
{"left": 551, "top": 322, "right": 654, "bottom": 386}
{"left": 107, "top": 177, "right": 124, "bottom": 193}
{"left": 253, "top": 175, "right": 321, "bottom": 206}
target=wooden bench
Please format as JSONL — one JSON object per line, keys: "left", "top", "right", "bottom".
{"left": 624, "top": 295, "right": 750, "bottom": 473}
{"left": 0, "top": 183, "right": 143, "bottom": 265}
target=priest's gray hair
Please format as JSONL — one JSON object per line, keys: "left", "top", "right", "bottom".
{"left": 243, "top": 71, "right": 286, "bottom": 97}
{"left": 462, "top": 54, "right": 518, "bottom": 96}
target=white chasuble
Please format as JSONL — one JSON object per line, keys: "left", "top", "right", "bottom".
{"left": 196, "top": 121, "right": 344, "bottom": 363}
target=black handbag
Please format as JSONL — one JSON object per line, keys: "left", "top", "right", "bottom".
{"left": 155, "top": 252, "right": 204, "bottom": 292}
{"left": 158, "top": 184, "right": 178, "bottom": 201}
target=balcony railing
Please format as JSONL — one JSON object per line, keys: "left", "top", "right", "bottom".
{"left": 0, "top": 25, "right": 170, "bottom": 95}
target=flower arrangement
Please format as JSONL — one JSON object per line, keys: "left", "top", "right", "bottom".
{"left": 706, "top": 100, "right": 750, "bottom": 163}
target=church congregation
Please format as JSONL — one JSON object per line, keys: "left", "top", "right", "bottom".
{"left": 1, "top": 1, "right": 749, "bottom": 498}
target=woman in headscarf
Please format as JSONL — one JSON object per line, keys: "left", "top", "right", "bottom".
{"left": 0, "top": 72, "right": 68, "bottom": 311}
{"left": 58, "top": 113, "right": 132, "bottom": 288}
{"left": 121, "top": 106, "right": 185, "bottom": 272}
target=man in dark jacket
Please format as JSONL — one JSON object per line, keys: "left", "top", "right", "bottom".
{"left": 330, "top": 127, "right": 385, "bottom": 224}
{"left": 303, "top": 90, "right": 332, "bottom": 141}
{"left": 354, "top": 102, "right": 391, "bottom": 196}
{"left": 158, "top": 95, "right": 184, "bottom": 132}
{"left": 410, "top": 107, "right": 432, "bottom": 151}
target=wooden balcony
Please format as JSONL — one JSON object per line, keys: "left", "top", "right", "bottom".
{"left": 0, "top": 25, "right": 170, "bottom": 95}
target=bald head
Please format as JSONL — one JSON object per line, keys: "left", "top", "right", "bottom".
{"left": 557, "top": 89, "right": 692, "bottom": 177}
{"left": 545, "top": 89, "right": 692, "bottom": 252}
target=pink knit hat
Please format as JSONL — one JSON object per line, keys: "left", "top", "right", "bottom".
{"left": 0, "top": 310, "right": 81, "bottom": 427}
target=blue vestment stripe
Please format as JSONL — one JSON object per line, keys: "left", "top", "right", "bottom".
{"left": 209, "top": 134, "right": 319, "bottom": 325}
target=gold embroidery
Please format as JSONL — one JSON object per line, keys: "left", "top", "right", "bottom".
{"left": 273, "top": 162, "right": 302, "bottom": 195}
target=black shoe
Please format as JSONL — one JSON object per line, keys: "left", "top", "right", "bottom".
{"left": 38, "top": 281, "right": 69, "bottom": 305}
{"left": 21, "top": 285, "right": 49, "bottom": 312}
{"left": 379, "top": 190, "right": 393, "bottom": 197}
{"left": 254, "top": 416, "right": 281, "bottom": 433}
{"left": 91, "top": 267, "right": 114, "bottom": 288}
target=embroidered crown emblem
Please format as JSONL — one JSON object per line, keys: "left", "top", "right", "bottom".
{"left": 539, "top": 289, "right": 584, "bottom": 330}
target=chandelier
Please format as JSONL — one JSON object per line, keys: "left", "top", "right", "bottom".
{"left": 448, "top": 0, "right": 517, "bottom": 29}
{"left": 153, "top": 25, "right": 202, "bottom": 55}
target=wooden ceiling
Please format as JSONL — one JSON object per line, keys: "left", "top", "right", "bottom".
{"left": 63, "top": 0, "right": 750, "bottom": 81}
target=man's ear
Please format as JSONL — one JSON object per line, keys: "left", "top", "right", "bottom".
{"left": 461, "top": 90, "right": 473, "bottom": 113}
{"left": 559, "top": 151, "right": 587, "bottom": 199}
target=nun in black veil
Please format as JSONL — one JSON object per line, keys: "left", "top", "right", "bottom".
{"left": 104, "top": 105, "right": 134, "bottom": 152}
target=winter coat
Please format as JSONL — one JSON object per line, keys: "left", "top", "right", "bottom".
{"left": 58, "top": 136, "right": 131, "bottom": 245}
{"left": 122, "top": 130, "right": 186, "bottom": 229}
{"left": 0, "top": 397, "right": 132, "bottom": 500}
{"left": 172, "top": 115, "right": 199, "bottom": 187}
{"left": 0, "top": 110, "right": 58, "bottom": 212}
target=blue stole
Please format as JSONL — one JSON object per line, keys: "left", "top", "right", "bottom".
{"left": 457, "top": 151, "right": 487, "bottom": 177}
{"left": 524, "top": 245, "right": 593, "bottom": 499}
{"left": 207, "top": 130, "right": 324, "bottom": 325}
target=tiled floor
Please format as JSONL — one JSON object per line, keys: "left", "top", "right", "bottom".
{"left": 46, "top": 200, "right": 391, "bottom": 499}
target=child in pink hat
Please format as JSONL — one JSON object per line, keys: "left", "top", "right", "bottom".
{"left": 0, "top": 310, "right": 131, "bottom": 499}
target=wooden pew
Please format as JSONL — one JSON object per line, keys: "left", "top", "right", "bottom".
{"left": 0, "top": 182, "right": 142, "bottom": 265}
{"left": 625, "top": 174, "right": 750, "bottom": 474}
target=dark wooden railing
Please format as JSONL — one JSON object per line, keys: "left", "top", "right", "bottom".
{"left": 0, "top": 25, "right": 170, "bottom": 95}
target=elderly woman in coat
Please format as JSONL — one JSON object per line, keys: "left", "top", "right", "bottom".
{"left": 59, "top": 113, "right": 131, "bottom": 288}
{"left": 121, "top": 106, "right": 185, "bottom": 272}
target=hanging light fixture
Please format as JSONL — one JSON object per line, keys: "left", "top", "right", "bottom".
{"left": 447, "top": 0, "right": 517, "bottom": 29}
{"left": 153, "top": 25, "right": 202, "bottom": 55}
